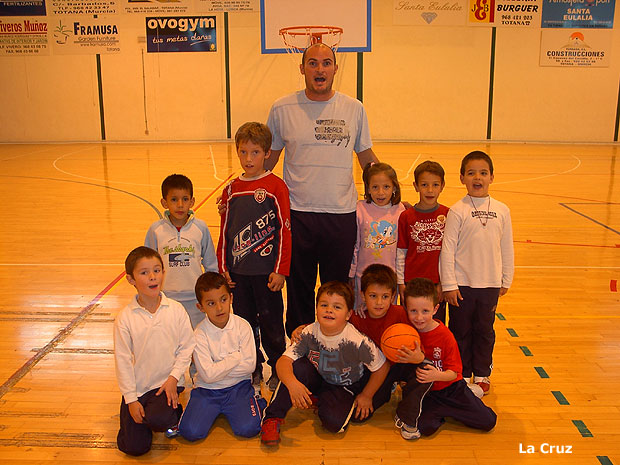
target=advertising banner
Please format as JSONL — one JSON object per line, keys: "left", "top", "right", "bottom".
{"left": 393, "top": 0, "right": 467, "bottom": 26}
{"left": 541, "top": 0, "right": 615, "bottom": 28}
{"left": 0, "top": 0, "right": 46, "bottom": 16}
{"left": 0, "top": 16, "right": 48, "bottom": 55}
{"left": 468, "top": 0, "right": 542, "bottom": 26}
{"left": 146, "top": 15, "right": 216, "bottom": 52}
{"left": 52, "top": 16, "right": 120, "bottom": 54}
{"left": 540, "top": 28, "right": 611, "bottom": 66}
{"left": 195, "top": 0, "right": 258, "bottom": 11}
{"left": 50, "top": 0, "right": 118, "bottom": 16}
{"left": 125, "top": 0, "right": 191, "bottom": 14}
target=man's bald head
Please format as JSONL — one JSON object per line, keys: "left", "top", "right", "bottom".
{"left": 301, "top": 43, "right": 336, "bottom": 66}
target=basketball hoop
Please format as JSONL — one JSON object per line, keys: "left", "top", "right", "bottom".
{"left": 279, "top": 25, "right": 343, "bottom": 54}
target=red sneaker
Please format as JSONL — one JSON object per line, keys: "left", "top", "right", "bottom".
{"left": 261, "top": 418, "right": 284, "bottom": 446}
{"left": 474, "top": 376, "right": 490, "bottom": 395}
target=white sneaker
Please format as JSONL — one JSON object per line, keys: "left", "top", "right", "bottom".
{"left": 467, "top": 381, "right": 484, "bottom": 399}
{"left": 394, "top": 414, "right": 421, "bottom": 440}
{"left": 473, "top": 376, "right": 491, "bottom": 395}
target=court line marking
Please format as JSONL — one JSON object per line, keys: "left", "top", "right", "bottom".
{"left": 597, "top": 456, "right": 613, "bottom": 465}
{"left": 493, "top": 154, "right": 582, "bottom": 185}
{"left": 0, "top": 270, "right": 125, "bottom": 400}
{"left": 560, "top": 202, "right": 620, "bottom": 236}
{"left": 489, "top": 188, "right": 620, "bottom": 204}
{"left": 3, "top": 263, "right": 619, "bottom": 268}
{"left": 0, "top": 438, "right": 176, "bottom": 450}
{"left": 552, "top": 391, "right": 570, "bottom": 405}
{"left": 52, "top": 149, "right": 160, "bottom": 187}
{"left": 195, "top": 172, "right": 236, "bottom": 212}
{"left": 400, "top": 154, "right": 422, "bottom": 181}
{"left": 0, "top": 144, "right": 67, "bottom": 162}
{"left": 439, "top": 154, "right": 582, "bottom": 189}
{"left": 0, "top": 174, "right": 162, "bottom": 218}
{"left": 0, "top": 178, "right": 231, "bottom": 400}
{"left": 502, "top": 315, "right": 620, "bottom": 319}
{"left": 516, "top": 239, "right": 619, "bottom": 249}
{"left": 51, "top": 147, "right": 234, "bottom": 188}
{"left": 515, "top": 265, "right": 620, "bottom": 269}
{"left": 209, "top": 144, "right": 225, "bottom": 182}
{"left": 572, "top": 419, "right": 593, "bottom": 438}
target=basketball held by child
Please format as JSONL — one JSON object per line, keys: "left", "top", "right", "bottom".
{"left": 380, "top": 323, "right": 420, "bottom": 362}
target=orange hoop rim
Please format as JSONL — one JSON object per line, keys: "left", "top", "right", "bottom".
{"left": 279, "top": 26, "right": 343, "bottom": 53}
{"left": 279, "top": 25, "right": 344, "bottom": 37}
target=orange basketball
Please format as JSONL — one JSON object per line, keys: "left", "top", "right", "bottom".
{"left": 380, "top": 323, "right": 420, "bottom": 363}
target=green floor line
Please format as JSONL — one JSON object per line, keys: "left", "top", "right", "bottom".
{"left": 552, "top": 391, "right": 569, "bottom": 405}
{"left": 534, "top": 367, "right": 549, "bottom": 378}
{"left": 572, "top": 420, "right": 593, "bottom": 437}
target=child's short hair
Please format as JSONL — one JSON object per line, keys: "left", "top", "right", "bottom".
{"left": 316, "top": 281, "right": 354, "bottom": 311}
{"left": 404, "top": 278, "right": 439, "bottom": 306}
{"left": 125, "top": 246, "right": 163, "bottom": 278}
{"left": 360, "top": 264, "right": 397, "bottom": 294}
{"left": 235, "top": 122, "right": 272, "bottom": 154}
{"left": 414, "top": 160, "right": 445, "bottom": 185}
{"left": 195, "top": 272, "right": 231, "bottom": 301}
{"left": 162, "top": 174, "right": 193, "bottom": 198}
{"left": 362, "top": 162, "right": 401, "bottom": 205}
{"left": 460, "top": 151, "right": 494, "bottom": 176}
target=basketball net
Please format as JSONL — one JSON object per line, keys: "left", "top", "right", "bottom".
{"left": 279, "top": 25, "right": 343, "bottom": 54}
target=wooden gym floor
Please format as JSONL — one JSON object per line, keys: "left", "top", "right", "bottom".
{"left": 0, "top": 141, "right": 618, "bottom": 465}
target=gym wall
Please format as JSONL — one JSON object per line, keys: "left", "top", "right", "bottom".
{"left": 1, "top": 2, "right": 619, "bottom": 142}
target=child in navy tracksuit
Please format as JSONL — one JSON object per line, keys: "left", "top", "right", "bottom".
{"left": 217, "top": 122, "right": 291, "bottom": 391}
{"left": 176, "top": 272, "right": 266, "bottom": 441}
{"left": 401, "top": 278, "right": 496, "bottom": 436}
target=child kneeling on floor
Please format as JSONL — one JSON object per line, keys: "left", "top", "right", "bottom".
{"left": 172, "top": 272, "right": 266, "bottom": 441}
{"left": 261, "top": 281, "right": 389, "bottom": 446}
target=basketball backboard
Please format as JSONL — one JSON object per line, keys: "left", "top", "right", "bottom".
{"left": 260, "top": 0, "right": 371, "bottom": 54}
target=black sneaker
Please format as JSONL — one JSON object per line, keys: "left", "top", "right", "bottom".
{"left": 164, "top": 426, "right": 179, "bottom": 438}
{"left": 252, "top": 368, "right": 263, "bottom": 386}
{"left": 267, "top": 373, "right": 280, "bottom": 391}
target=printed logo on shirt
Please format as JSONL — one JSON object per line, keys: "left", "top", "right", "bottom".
{"left": 259, "top": 243, "right": 273, "bottom": 257}
{"left": 432, "top": 346, "right": 444, "bottom": 371}
{"left": 471, "top": 210, "right": 497, "bottom": 221}
{"left": 254, "top": 188, "right": 267, "bottom": 203}
{"left": 162, "top": 242, "right": 195, "bottom": 268}
{"left": 411, "top": 215, "right": 446, "bottom": 253}
{"left": 314, "top": 119, "right": 350, "bottom": 147}
{"left": 231, "top": 213, "right": 276, "bottom": 265}
{"left": 308, "top": 349, "right": 320, "bottom": 369}
{"left": 365, "top": 220, "right": 397, "bottom": 257}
